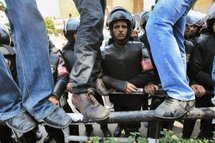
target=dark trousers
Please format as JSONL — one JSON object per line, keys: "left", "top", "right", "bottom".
{"left": 114, "top": 103, "right": 142, "bottom": 133}
{"left": 148, "top": 96, "right": 174, "bottom": 138}
{"left": 183, "top": 94, "right": 214, "bottom": 139}
{"left": 45, "top": 103, "right": 79, "bottom": 143}
{"left": 70, "top": 0, "right": 106, "bottom": 93}
{"left": 0, "top": 125, "right": 15, "bottom": 143}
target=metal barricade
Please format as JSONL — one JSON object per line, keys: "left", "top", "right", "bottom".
{"left": 64, "top": 106, "right": 215, "bottom": 143}
{"left": 64, "top": 89, "right": 215, "bottom": 143}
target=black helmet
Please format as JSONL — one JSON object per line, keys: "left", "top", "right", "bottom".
{"left": 63, "top": 18, "right": 80, "bottom": 41}
{"left": 0, "top": 23, "right": 11, "bottom": 45}
{"left": 106, "top": 6, "right": 133, "bottom": 29}
{"left": 139, "top": 11, "right": 150, "bottom": 29}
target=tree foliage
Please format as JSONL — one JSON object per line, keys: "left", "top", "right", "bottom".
{"left": 44, "top": 17, "right": 56, "bottom": 34}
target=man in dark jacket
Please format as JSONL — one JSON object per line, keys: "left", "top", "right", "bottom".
{"left": 185, "top": 10, "right": 207, "bottom": 45}
{"left": 101, "top": 6, "right": 155, "bottom": 137}
{"left": 188, "top": 11, "right": 215, "bottom": 139}
{"left": 182, "top": 11, "right": 208, "bottom": 139}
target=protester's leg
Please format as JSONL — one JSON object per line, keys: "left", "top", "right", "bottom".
{"left": 0, "top": 53, "right": 36, "bottom": 133}
{"left": 5, "top": 0, "right": 71, "bottom": 128}
{"left": 69, "top": 0, "right": 109, "bottom": 121}
{"left": 0, "top": 53, "right": 25, "bottom": 119}
{"left": 70, "top": 0, "right": 105, "bottom": 91}
{"left": 173, "top": 14, "right": 187, "bottom": 72}
{"left": 146, "top": 0, "right": 196, "bottom": 119}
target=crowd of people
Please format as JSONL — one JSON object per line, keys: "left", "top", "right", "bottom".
{"left": 0, "top": 0, "right": 215, "bottom": 142}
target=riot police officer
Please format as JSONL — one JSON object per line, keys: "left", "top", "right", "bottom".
{"left": 186, "top": 9, "right": 215, "bottom": 139}
{"left": 102, "top": 6, "right": 155, "bottom": 137}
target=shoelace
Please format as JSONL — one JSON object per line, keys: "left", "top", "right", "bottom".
{"left": 86, "top": 92, "right": 98, "bottom": 105}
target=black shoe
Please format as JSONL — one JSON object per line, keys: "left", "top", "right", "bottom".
{"left": 42, "top": 107, "right": 72, "bottom": 129}
{"left": 154, "top": 97, "right": 195, "bottom": 119}
{"left": 85, "top": 125, "right": 93, "bottom": 136}
{"left": 6, "top": 112, "right": 36, "bottom": 133}
{"left": 72, "top": 91, "right": 109, "bottom": 121}
{"left": 102, "top": 128, "right": 111, "bottom": 137}
{"left": 114, "top": 125, "right": 123, "bottom": 137}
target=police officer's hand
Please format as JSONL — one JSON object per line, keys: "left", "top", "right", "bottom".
{"left": 49, "top": 95, "right": 61, "bottom": 107}
{"left": 191, "top": 84, "right": 206, "bottom": 97}
{"left": 144, "top": 84, "right": 158, "bottom": 95}
{"left": 125, "top": 83, "right": 137, "bottom": 94}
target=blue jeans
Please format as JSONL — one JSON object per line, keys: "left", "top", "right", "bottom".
{"left": 146, "top": 0, "right": 196, "bottom": 100}
{"left": 0, "top": 0, "right": 56, "bottom": 121}
{"left": 69, "top": 0, "right": 106, "bottom": 93}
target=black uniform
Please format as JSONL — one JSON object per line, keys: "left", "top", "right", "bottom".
{"left": 101, "top": 41, "right": 154, "bottom": 133}
{"left": 183, "top": 33, "right": 215, "bottom": 139}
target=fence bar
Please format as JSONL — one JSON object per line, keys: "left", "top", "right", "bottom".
{"left": 64, "top": 107, "right": 215, "bottom": 142}
{"left": 68, "top": 107, "right": 215, "bottom": 123}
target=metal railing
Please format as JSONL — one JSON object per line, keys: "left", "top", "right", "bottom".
{"left": 63, "top": 106, "right": 215, "bottom": 143}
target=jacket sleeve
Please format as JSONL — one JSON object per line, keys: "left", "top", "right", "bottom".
{"left": 128, "top": 70, "right": 155, "bottom": 87}
{"left": 191, "top": 43, "right": 214, "bottom": 89}
{"left": 102, "top": 75, "right": 127, "bottom": 92}
{"left": 52, "top": 53, "right": 70, "bottom": 99}
{"left": 53, "top": 75, "right": 69, "bottom": 99}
